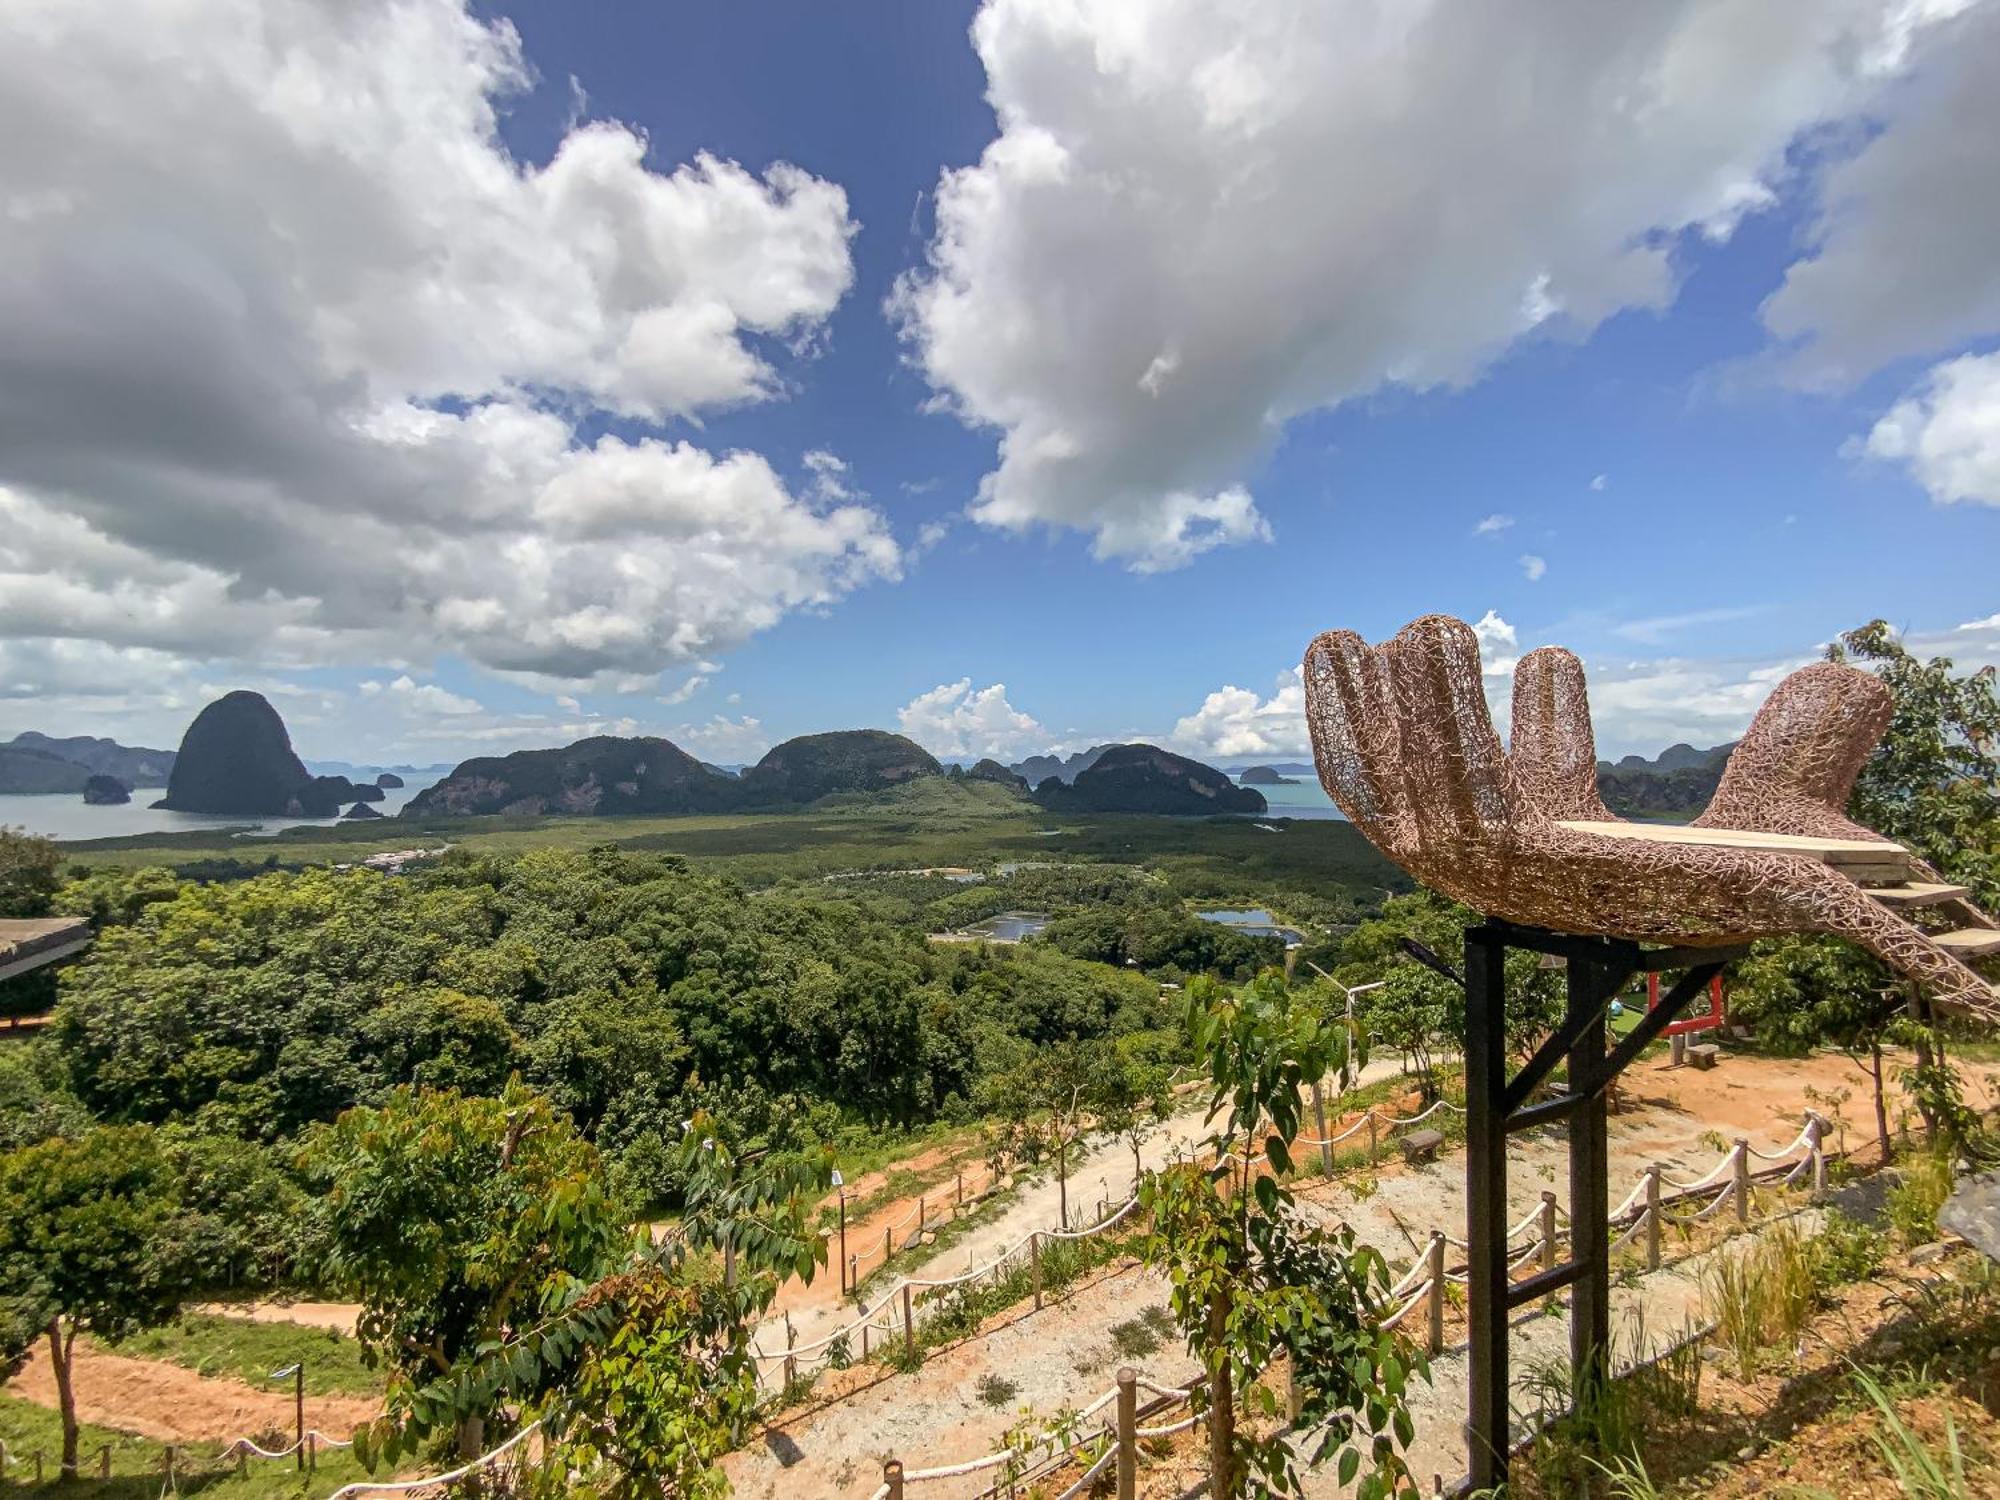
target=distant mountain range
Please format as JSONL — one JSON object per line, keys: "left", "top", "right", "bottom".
{"left": 1009, "top": 744, "right": 1115, "bottom": 785}
{"left": 1594, "top": 741, "right": 1736, "bottom": 818}
{"left": 0, "top": 731, "right": 177, "bottom": 794}
{"left": 1031, "top": 743, "right": 1266, "bottom": 816}
{"left": 11, "top": 693, "right": 1740, "bottom": 827}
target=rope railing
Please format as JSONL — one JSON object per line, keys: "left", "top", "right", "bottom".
{"left": 872, "top": 1366, "right": 1196, "bottom": 1500}
{"left": 868, "top": 1115, "right": 1831, "bottom": 1498}
{"left": 324, "top": 1420, "right": 540, "bottom": 1499}
{"left": 752, "top": 1189, "right": 1143, "bottom": 1392}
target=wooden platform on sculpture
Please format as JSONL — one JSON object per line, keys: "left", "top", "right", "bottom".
{"left": 1555, "top": 820, "right": 1902, "bottom": 857}
{"left": 1555, "top": 819, "right": 1915, "bottom": 885}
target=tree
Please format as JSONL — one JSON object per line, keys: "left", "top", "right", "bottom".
{"left": 1142, "top": 974, "right": 1422, "bottom": 1498}
{"left": 307, "top": 1080, "right": 625, "bottom": 1460}
{"left": 0, "top": 827, "right": 61, "bottom": 917}
{"left": 1338, "top": 887, "right": 1565, "bottom": 1093}
{"left": 1730, "top": 937, "right": 1898, "bottom": 1162}
{"left": 364, "top": 1112, "right": 830, "bottom": 1496}
{"left": 0, "top": 1126, "right": 196, "bottom": 1477}
{"left": 1833, "top": 620, "right": 2000, "bottom": 907}
{"left": 1832, "top": 622, "right": 2000, "bottom": 1145}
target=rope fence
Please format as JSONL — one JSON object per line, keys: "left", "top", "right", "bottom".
{"left": 863, "top": 1110, "right": 1832, "bottom": 1496}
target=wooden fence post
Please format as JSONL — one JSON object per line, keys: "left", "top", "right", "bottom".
{"left": 957, "top": 1170, "right": 965, "bottom": 1208}
{"left": 1807, "top": 1115, "right": 1828, "bottom": 1199}
{"left": 918, "top": 1195, "right": 926, "bottom": 1236}
{"left": 884, "top": 1457, "right": 905, "bottom": 1500}
{"left": 100, "top": 1444, "right": 113, "bottom": 1480}
{"left": 1367, "top": 1110, "right": 1379, "bottom": 1164}
{"left": 1426, "top": 1231, "right": 1446, "bottom": 1355}
{"left": 1312, "top": 1079, "right": 1332, "bottom": 1174}
{"left": 1733, "top": 1139, "right": 1751, "bottom": 1225}
{"left": 884, "top": 1224, "right": 893, "bottom": 1263}
{"left": 849, "top": 1253, "right": 858, "bottom": 1294}
{"left": 1116, "top": 1366, "right": 1138, "bottom": 1500}
{"left": 902, "top": 1283, "right": 915, "bottom": 1359}
{"left": 1031, "top": 1232, "right": 1044, "bottom": 1310}
{"left": 1646, "top": 1165, "right": 1662, "bottom": 1271}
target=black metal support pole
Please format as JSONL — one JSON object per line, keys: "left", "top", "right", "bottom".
{"left": 1566, "top": 955, "right": 1612, "bottom": 1413}
{"left": 1463, "top": 925, "right": 1510, "bottom": 1490}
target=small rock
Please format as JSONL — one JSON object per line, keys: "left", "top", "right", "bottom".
{"left": 1908, "top": 1241, "right": 1950, "bottom": 1265}
{"left": 1738, "top": 1445, "right": 1759, "bottom": 1462}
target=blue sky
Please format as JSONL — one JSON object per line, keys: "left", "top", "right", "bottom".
{"left": 2, "top": 0, "right": 1996, "bottom": 767}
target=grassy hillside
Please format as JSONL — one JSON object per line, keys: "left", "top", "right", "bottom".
{"left": 53, "top": 779, "right": 1402, "bottom": 911}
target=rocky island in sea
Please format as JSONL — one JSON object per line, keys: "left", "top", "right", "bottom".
{"left": 153, "top": 690, "right": 374, "bottom": 816}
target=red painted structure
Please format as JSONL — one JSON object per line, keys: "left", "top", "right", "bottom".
{"left": 1647, "top": 970, "right": 1726, "bottom": 1035}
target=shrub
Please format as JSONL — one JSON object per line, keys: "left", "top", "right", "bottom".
{"left": 1885, "top": 1153, "right": 1956, "bottom": 1247}
{"left": 1808, "top": 1209, "right": 1885, "bottom": 1289}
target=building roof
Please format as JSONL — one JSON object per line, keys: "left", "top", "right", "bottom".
{"left": 0, "top": 917, "right": 93, "bottom": 982}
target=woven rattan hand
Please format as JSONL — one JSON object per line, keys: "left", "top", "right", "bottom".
{"left": 1304, "top": 615, "right": 1996, "bottom": 1018}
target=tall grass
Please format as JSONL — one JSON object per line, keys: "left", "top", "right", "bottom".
{"left": 1851, "top": 1366, "right": 1972, "bottom": 1499}
{"left": 1705, "top": 1218, "right": 1820, "bottom": 1380}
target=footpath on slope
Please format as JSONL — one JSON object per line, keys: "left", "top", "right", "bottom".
{"left": 751, "top": 1055, "right": 1416, "bottom": 1362}
{"left": 736, "top": 1047, "right": 1865, "bottom": 1497}
{"left": 4, "top": 1339, "right": 380, "bottom": 1445}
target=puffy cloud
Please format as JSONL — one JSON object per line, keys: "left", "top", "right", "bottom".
{"left": 0, "top": 0, "right": 889, "bottom": 687}
{"left": 1861, "top": 351, "right": 2000, "bottom": 505}
{"left": 1519, "top": 554, "right": 1548, "bottom": 583}
{"left": 670, "top": 714, "right": 770, "bottom": 764}
{"left": 1470, "top": 611, "right": 1520, "bottom": 676}
{"left": 1762, "top": 4, "right": 2000, "bottom": 384}
{"left": 1170, "top": 669, "right": 1308, "bottom": 762}
{"left": 896, "top": 0, "right": 1965, "bottom": 569}
{"left": 897, "top": 679, "right": 1047, "bottom": 760}
{"left": 1473, "top": 514, "right": 1514, "bottom": 537}
{"left": 1590, "top": 474, "right": 1609, "bottom": 492}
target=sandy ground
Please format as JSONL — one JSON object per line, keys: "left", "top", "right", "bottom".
{"left": 5, "top": 1339, "right": 380, "bottom": 1445}
{"left": 743, "top": 1047, "right": 1870, "bottom": 1494}
{"left": 188, "top": 1297, "right": 362, "bottom": 1335}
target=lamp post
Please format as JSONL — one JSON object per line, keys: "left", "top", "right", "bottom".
{"left": 831, "top": 1168, "right": 847, "bottom": 1294}
{"left": 1304, "top": 962, "right": 1383, "bottom": 1091}
{"left": 268, "top": 1364, "right": 304, "bottom": 1470}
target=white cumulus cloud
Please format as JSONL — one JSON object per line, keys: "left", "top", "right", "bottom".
{"left": 894, "top": 0, "right": 1971, "bottom": 571}
{"left": 1519, "top": 554, "right": 1548, "bottom": 583}
{"left": 0, "top": 0, "right": 890, "bottom": 690}
{"left": 897, "top": 679, "right": 1047, "bottom": 760}
{"left": 1862, "top": 351, "right": 2000, "bottom": 506}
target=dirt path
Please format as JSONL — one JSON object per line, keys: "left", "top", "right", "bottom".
{"left": 746, "top": 1048, "right": 1869, "bottom": 1491}
{"left": 4, "top": 1340, "right": 380, "bottom": 1444}
{"left": 188, "top": 1297, "right": 362, "bottom": 1335}
{"left": 727, "top": 1260, "right": 1200, "bottom": 1500}
{"left": 753, "top": 1056, "right": 1414, "bottom": 1362}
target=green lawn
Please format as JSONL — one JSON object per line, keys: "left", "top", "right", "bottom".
{"left": 106, "top": 1315, "right": 380, "bottom": 1398}
{"left": 0, "top": 1393, "right": 375, "bottom": 1497}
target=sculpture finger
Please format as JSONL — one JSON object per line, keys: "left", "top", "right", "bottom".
{"left": 1511, "top": 646, "right": 1614, "bottom": 823}
{"left": 1694, "top": 661, "right": 1891, "bottom": 841}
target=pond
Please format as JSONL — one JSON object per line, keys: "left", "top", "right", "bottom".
{"left": 1195, "top": 907, "right": 1306, "bottom": 946}
{"left": 953, "top": 910, "right": 1051, "bottom": 943}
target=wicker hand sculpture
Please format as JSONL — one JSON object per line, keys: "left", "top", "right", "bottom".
{"left": 1303, "top": 614, "right": 1998, "bottom": 1018}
